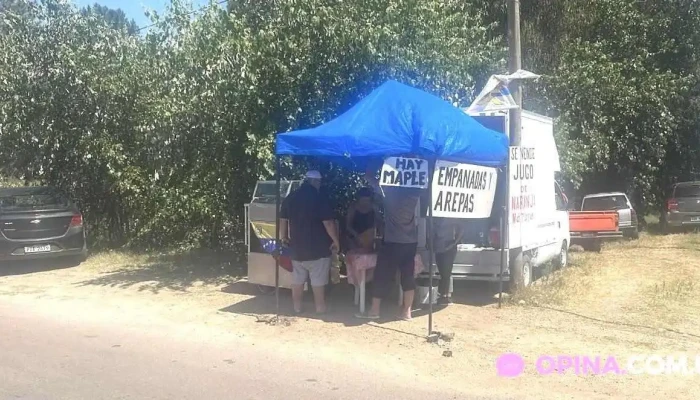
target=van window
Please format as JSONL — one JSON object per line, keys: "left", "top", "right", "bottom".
{"left": 582, "top": 195, "right": 628, "bottom": 211}
{"left": 554, "top": 183, "right": 567, "bottom": 211}
{"left": 555, "top": 191, "right": 566, "bottom": 211}
{"left": 253, "top": 181, "right": 293, "bottom": 203}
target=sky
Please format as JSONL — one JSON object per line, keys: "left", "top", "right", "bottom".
{"left": 74, "top": 0, "right": 211, "bottom": 30}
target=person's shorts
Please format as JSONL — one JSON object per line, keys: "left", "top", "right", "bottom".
{"left": 292, "top": 257, "right": 331, "bottom": 287}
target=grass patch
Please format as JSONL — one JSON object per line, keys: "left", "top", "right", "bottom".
{"left": 649, "top": 279, "right": 695, "bottom": 303}
{"left": 513, "top": 231, "right": 700, "bottom": 332}
{"left": 513, "top": 253, "right": 595, "bottom": 306}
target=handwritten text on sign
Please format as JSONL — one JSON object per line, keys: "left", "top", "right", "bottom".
{"left": 431, "top": 161, "right": 497, "bottom": 219}
{"left": 380, "top": 157, "right": 429, "bottom": 188}
{"left": 510, "top": 146, "right": 536, "bottom": 224}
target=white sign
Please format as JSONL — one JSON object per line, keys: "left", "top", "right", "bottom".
{"left": 508, "top": 146, "right": 538, "bottom": 248}
{"left": 431, "top": 160, "right": 497, "bottom": 219}
{"left": 380, "top": 157, "right": 429, "bottom": 188}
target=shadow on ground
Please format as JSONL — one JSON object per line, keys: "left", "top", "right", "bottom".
{"left": 75, "top": 250, "right": 246, "bottom": 293}
{"left": 0, "top": 257, "right": 81, "bottom": 277}
{"left": 219, "top": 278, "right": 500, "bottom": 330}
{"left": 645, "top": 221, "right": 663, "bottom": 235}
{"left": 643, "top": 220, "right": 700, "bottom": 236}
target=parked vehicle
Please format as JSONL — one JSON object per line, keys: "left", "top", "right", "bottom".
{"left": 569, "top": 211, "right": 621, "bottom": 252}
{"left": 580, "top": 192, "right": 639, "bottom": 239}
{"left": 417, "top": 110, "right": 571, "bottom": 291}
{"left": 663, "top": 181, "right": 700, "bottom": 233}
{"left": 0, "top": 186, "right": 87, "bottom": 263}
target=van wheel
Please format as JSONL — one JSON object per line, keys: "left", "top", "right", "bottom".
{"left": 553, "top": 241, "right": 568, "bottom": 270}
{"left": 509, "top": 253, "right": 532, "bottom": 293}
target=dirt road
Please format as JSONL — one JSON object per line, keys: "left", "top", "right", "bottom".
{"left": 0, "top": 298, "right": 496, "bottom": 400}
{"left": 1, "top": 234, "right": 700, "bottom": 399}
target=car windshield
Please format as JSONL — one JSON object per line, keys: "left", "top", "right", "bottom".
{"left": 674, "top": 185, "right": 700, "bottom": 198}
{"left": 582, "top": 195, "right": 628, "bottom": 211}
{"left": 0, "top": 189, "right": 69, "bottom": 212}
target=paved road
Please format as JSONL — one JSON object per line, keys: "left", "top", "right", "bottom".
{"left": 0, "top": 299, "right": 493, "bottom": 400}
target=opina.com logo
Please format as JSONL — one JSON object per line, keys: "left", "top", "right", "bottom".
{"left": 496, "top": 353, "right": 700, "bottom": 377}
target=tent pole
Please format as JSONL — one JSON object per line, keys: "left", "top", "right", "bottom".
{"left": 427, "top": 165, "right": 435, "bottom": 336}
{"left": 275, "top": 156, "right": 281, "bottom": 321}
{"left": 498, "top": 202, "right": 506, "bottom": 308}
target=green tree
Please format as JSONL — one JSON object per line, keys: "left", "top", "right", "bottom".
{"left": 485, "top": 0, "right": 700, "bottom": 214}
{"left": 80, "top": 3, "right": 139, "bottom": 34}
{"left": 0, "top": 0, "right": 504, "bottom": 249}
{"left": 7, "top": 0, "right": 695, "bottom": 247}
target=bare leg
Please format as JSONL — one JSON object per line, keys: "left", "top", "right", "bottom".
{"left": 291, "top": 284, "right": 304, "bottom": 313}
{"left": 311, "top": 285, "right": 327, "bottom": 313}
{"left": 400, "top": 290, "right": 414, "bottom": 319}
{"left": 368, "top": 297, "right": 381, "bottom": 317}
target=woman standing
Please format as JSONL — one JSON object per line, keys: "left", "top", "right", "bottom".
{"left": 345, "top": 187, "right": 377, "bottom": 251}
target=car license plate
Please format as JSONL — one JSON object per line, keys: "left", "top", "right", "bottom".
{"left": 582, "top": 233, "right": 596, "bottom": 238}
{"left": 24, "top": 244, "right": 51, "bottom": 254}
{"left": 691, "top": 217, "right": 700, "bottom": 222}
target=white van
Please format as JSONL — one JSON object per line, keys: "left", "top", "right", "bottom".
{"left": 418, "top": 110, "right": 570, "bottom": 290}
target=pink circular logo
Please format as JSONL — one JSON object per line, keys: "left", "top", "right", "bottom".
{"left": 496, "top": 353, "right": 525, "bottom": 377}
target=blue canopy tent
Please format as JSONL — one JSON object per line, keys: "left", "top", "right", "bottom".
{"left": 271, "top": 80, "right": 509, "bottom": 334}
{"left": 276, "top": 80, "right": 508, "bottom": 168}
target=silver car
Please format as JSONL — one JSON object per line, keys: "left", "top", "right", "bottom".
{"left": 581, "top": 192, "right": 639, "bottom": 239}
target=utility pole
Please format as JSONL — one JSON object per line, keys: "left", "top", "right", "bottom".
{"left": 506, "top": 0, "right": 523, "bottom": 288}
{"left": 507, "top": 0, "right": 522, "bottom": 146}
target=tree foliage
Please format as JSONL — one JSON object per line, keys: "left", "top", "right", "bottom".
{"left": 80, "top": 3, "right": 139, "bottom": 34}
{"left": 519, "top": 0, "right": 700, "bottom": 212}
{"left": 0, "top": 0, "right": 698, "bottom": 249}
{"left": 0, "top": 0, "right": 503, "bottom": 249}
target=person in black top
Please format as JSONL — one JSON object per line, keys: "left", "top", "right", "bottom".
{"left": 344, "top": 187, "right": 377, "bottom": 251}
{"left": 280, "top": 171, "right": 340, "bottom": 314}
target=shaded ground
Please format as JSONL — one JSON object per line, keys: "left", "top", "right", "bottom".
{"left": 73, "top": 250, "right": 244, "bottom": 292}
{"left": 2, "top": 232, "right": 700, "bottom": 399}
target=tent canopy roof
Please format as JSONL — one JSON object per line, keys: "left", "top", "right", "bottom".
{"left": 275, "top": 80, "right": 509, "bottom": 170}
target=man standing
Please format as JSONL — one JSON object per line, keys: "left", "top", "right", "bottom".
{"left": 280, "top": 171, "right": 340, "bottom": 314}
{"left": 359, "top": 166, "right": 421, "bottom": 320}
